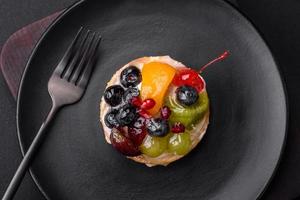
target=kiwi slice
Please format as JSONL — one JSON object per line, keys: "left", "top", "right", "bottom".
{"left": 165, "top": 91, "right": 209, "bottom": 129}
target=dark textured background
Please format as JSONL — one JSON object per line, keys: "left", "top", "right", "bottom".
{"left": 0, "top": 0, "right": 299, "bottom": 199}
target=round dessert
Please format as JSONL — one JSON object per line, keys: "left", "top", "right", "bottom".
{"left": 100, "top": 56, "right": 210, "bottom": 167}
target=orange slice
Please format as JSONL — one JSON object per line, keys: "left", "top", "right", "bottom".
{"left": 140, "top": 62, "right": 176, "bottom": 115}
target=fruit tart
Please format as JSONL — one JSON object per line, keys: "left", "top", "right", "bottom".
{"left": 100, "top": 53, "right": 227, "bottom": 167}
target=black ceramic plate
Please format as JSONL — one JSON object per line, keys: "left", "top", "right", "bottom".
{"left": 17, "top": 0, "right": 287, "bottom": 199}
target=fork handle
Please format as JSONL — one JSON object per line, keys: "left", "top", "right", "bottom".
{"left": 2, "top": 106, "right": 59, "bottom": 200}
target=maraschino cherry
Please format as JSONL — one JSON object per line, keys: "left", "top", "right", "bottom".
{"left": 172, "top": 50, "right": 229, "bottom": 92}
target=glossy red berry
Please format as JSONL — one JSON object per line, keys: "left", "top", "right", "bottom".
{"left": 171, "top": 122, "right": 185, "bottom": 133}
{"left": 110, "top": 128, "right": 141, "bottom": 156}
{"left": 140, "top": 98, "right": 156, "bottom": 110}
{"left": 160, "top": 106, "right": 171, "bottom": 119}
{"left": 131, "top": 97, "right": 142, "bottom": 107}
{"left": 172, "top": 68, "right": 204, "bottom": 92}
{"left": 138, "top": 109, "right": 151, "bottom": 119}
{"left": 128, "top": 127, "right": 147, "bottom": 146}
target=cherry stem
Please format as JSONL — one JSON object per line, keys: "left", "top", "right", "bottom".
{"left": 199, "top": 50, "right": 229, "bottom": 74}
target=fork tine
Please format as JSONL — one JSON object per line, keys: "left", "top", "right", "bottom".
{"left": 70, "top": 32, "right": 96, "bottom": 84}
{"left": 54, "top": 27, "right": 83, "bottom": 76}
{"left": 62, "top": 29, "right": 91, "bottom": 80}
{"left": 78, "top": 35, "right": 102, "bottom": 88}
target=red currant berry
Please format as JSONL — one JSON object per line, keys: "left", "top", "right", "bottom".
{"left": 171, "top": 122, "right": 185, "bottom": 133}
{"left": 140, "top": 98, "right": 156, "bottom": 110}
{"left": 138, "top": 109, "right": 151, "bottom": 119}
{"left": 160, "top": 106, "right": 171, "bottom": 119}
{"left": 131, "top": 97, "right": 142, "bottom": 107}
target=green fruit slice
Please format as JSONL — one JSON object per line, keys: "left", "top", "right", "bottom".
{"left": 140, "top": 134, "right": 169, "bottom": 157}
{"left": 168, "top": 132, "right": 192, "bottom": 155}
{"left": 165, "top": 90, "right": 209, "bottom": 129}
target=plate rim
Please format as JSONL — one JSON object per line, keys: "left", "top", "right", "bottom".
{"left": 15, "top": 0, "right": 289, "bottom": 199}
{"left": 16, "top": 1, "right": 86, "bottom": 199}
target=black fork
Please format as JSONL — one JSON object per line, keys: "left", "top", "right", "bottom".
{"left": 2, "top": 27, "right": 101, "bottom": 200}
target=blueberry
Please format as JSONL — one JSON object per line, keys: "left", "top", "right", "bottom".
{"left": 116, "top": 104, "right": 137, "bottom": 126}
{"left": 120, "top": 66, "right": 142, "bottom": 88}
{"left": 131, "top": 116, "right": 146, "bottom": 129}
{"left": 146, "top": 118, "right": 169, "bottom": 137}
{"left": 123, "top": 88, "right": 140, "bottom": 103}
{"left": 176, "top": 85, "right": 199, "bottom": 106}
{"left": 104, "top": 85, "right": 124, "bottom": 107}
{"left": 104, "top": 110, "right": 119, "bottom": 128}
